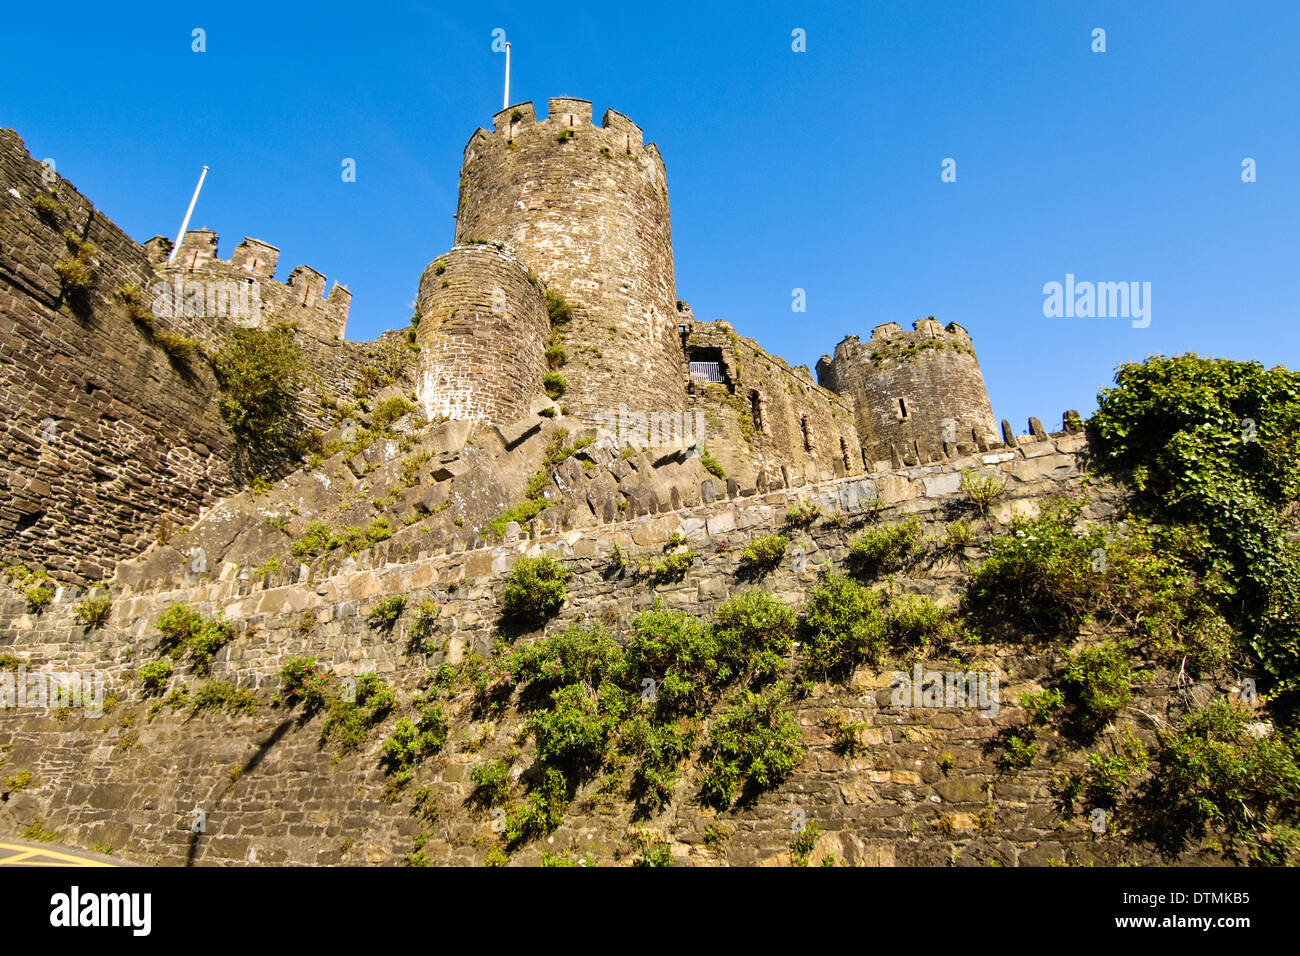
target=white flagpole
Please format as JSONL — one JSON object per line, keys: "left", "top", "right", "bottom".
{"left": 503, "top": 41, "right": 511, "bottom": 109}
{"left": 168, "top": 165, "right": 209, "bottom": 263}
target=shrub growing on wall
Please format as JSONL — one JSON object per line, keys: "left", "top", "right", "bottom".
{"left": 211, "top": 323, "right": 306, "bottom": 449}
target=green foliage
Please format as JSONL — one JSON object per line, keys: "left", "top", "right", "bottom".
{"left": 637, "top": 843, "right": 673, "bottom": 867}
{"left": 847, "top": 516, "right": 922, "bottom": 578}
{"left": 542, "top": 371, "right": 566, "bottom": 399}
{"left": 24, "top": 582, "right": 55, "bottom": 612}
{"left": 1141, "top": 700, "right": 1300, "bottom": 863}
{"left": 137, "top": 659, "right": 173, "bottom": 695}
{"left": 1019, "top": 688, "right": 1064, "bottom": 726}
{"left": 650, "top": 550, "right": 695, "bottom": 582}
{"left": 504, "top": 768, "right": 568, "bottom": 844}
{"left": 699, "top": 448, "right": 726, "bottom": 480}
{"left": 1060, "top": 641, "right": 1149, "bottom": 732}
{"left": 2, "top": 770, "right": 32, "bottom": 797}
{"left": 118, "top": 284, "right": 154, "bottom": 325}
{"left": 798, "top": 570, "right": 886, "bottom": 679}
{"left": 712, "top": 591, "right": 796, "bottom": 682}
{"left": 515, "top": 624, "right": 628, "bottom": 692}
{"left": 942, "top": 520, "right": 974, "bottom": 550}
{"left": 501, "top": 555, "right": 568, "bottom": 624}
{"left": 739, "top": 533, "right": 788, "bottom": 571}
{"left": 371, "top": 396, "right": 415, "bottom": 430}
{"left": 1002, "top": 734, "right": 1041, "bottom": 769}
{"left": 154, "top": 603, "right": 233, "bottom": 672}
{"left": 410, "top": 598, "right": 442, "bottom": 651}
{"left": 211, "top": 324, "right": 306, "bottom": 447}
{"left": 469, "top": 759, "right": 512, "bottom": 807}
{"left": 545, "top": 344, "right": 567, "bottom": 369}
{"left": 608, "top": 542, "right": 630, "bottom": 574}
{"left": 321, "top": 673, "right": 394, "bottom": 752}
{"left": 786, "top": 499, "right": 823, "bottom": 527}
{"left": 531, "top": 684, "right": 616, "bottom": 772}
{"left": 55, "top": 231, "right": 96, "bottom": 291}
{"left": 962, "top": 495, "right": 1103, "bottom": 637}
{"left": 1090, "top": 354, "right": 1300, "bottom": 700}
{"left": 381, "top": 700, "right": 449, "bottom": 781}
{"left": 545, "top": 289, "right": 574, "bottom": 326}
{"left": 32, "top": 191, "right": 65, "bottom": 222}
{"left": 885, "top": 593, "right": 964, "bottom": 652}
{"left": 367, "top": 595, "right": 406, "bottom": 630}
{"left": 627, "top": 607, "right": 725, "bottom": 715}
{"left": 278, "top": 656, "right": 328, "bottom": 709}
{"left": 790, "top": 821, "right": 821, "bottom": 865}
{"left": 191, "top": 680, "right": 258, "bottom": 716}
{"left": 959, "top": 470, "right": 1007, "bottom": 515}
{"left": 824, "top": 714, "right": 869, "bottom": 756}
{"left": 700, "top": 682, "right": 805, "bottom": 808}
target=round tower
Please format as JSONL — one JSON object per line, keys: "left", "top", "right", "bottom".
{"left": 816, "top": 318, "right": 998, "bottom": 466}
{"left": 414, "top": 243, "right": 550, "bottom": 424}
{"left": 453, "top": 98, "right": 686, "bottom": 423}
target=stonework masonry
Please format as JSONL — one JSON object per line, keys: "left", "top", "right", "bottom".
{"left": 144, "top": 229, "right": 351, "bottom": 345}
{"left": 818, "top": 319, "right": 999, "bottom": 468}
{"left": 414, "top": 243, "right": 549, "bottom": 425}
{"left": 0, "top": 431, "right": 1230, "bottom": 866}
{"left": 0, "top": 129, "right": 414, "bottom": 583}
{"left": 451, "top": 99, "right": 686, "bottom": 424}
{"left": 0, "top": 129, "right": 240, "bottom": 581}
{"left": 682, "top": 317, "right": 862, "bottom": 485}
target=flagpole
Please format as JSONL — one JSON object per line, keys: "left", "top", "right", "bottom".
{"left": 167, "top": 165, "right": 209, "bottom": 263}
{"left": 503, "top": 41, "right": 511, "bottom": 109}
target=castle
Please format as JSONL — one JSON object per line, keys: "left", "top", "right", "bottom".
{"left": 0, "top": 103, "right": 1189, "bottom": 870}
{"left": 413, "top": 97, "right": 1002, "bottom": 477}
{"left": 0, "top": 98, "right": 1023, "bottom": 583}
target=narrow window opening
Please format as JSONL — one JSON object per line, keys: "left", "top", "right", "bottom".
{"left": 800, "top": 416, "right": 813, "bottom": 452}
{"left": 897, "top": 398, "right": 909, "bottom": 420}
{"left": 840, "top": 437, "right": 851, "bottom": 470}
{"left": 749, "top": 390, "right": 764, "bottom": 433}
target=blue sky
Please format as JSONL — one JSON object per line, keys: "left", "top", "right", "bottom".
{"left": 3, "top": 1, "right": 1297, "bottom": 430}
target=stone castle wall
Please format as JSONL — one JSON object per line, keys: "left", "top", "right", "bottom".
{"left": 818, "top": 319, "right": 999, "bottom": 468}
{"left": 0, "top": 430, "right": 1184, "bottom": 868}
{"left": 682, "top": 316, "right": 862, "bottom": 486}
{"left": 0, "top": 129, "right": 417, "bottom": 583}
{"left": 0, "top": 129, "right": 241, "bottom": 582}
{"left": 453, "top": 99, "right": 686, "bottom": 424}
{"left": 0, "top": 431, "right": 1228, "bottom": 866}
{"left": 414, "top": 244, "right": 549, "bottom": 424}
{"left": 144, "top": 229, "right": 351, "bottom": 346}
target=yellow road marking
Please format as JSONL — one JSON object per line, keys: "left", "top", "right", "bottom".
{"left": 0, "top": 842, "right": 115, "bottom": 866}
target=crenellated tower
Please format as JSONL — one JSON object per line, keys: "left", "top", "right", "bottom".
{"left": 448, "top": 98, "right": 686, "bottom": 423}
{"left": 817, "top": 318, "right": 998, "bottom": 467}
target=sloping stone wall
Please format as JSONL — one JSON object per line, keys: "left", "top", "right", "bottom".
{"left": 0, "top": 432, "right": 1222, "bottom": 867}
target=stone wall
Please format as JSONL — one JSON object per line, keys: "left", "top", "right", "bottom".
{"left": 0, "top": 430, "right": 1221, "bottom": 867}
{"left": 414, "top": 244, "right": 549, "bottom": 424}
{"left": 144, "top": 230, "right": 351, "bottom": 346}
{"left": 454, "top": 99, "right": 686, "bottom": 425}
{"left": 682, "top": 316, "right": 862, "bottom": 487}
{"left": 818, "top": 319, "right": 999, "bottom": 468}
{"left": 0, "top": 129, "right": 419, "bottom": 583}
{"left": 0, "top": 128, "right": 240, "bottom": 582}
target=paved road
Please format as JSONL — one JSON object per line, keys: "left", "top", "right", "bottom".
{"left": 0, "top": 839, "right": 119, "bottom": 867}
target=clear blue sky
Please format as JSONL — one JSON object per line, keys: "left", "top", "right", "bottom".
{"left": 3, "top": 1, "right": 1297, "bottom": 430}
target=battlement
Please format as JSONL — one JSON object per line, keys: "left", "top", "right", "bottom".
{"left": 866, "top": 318, "right": 971, "bottom": 344}
{"left": 146, "top": 230, "right": 349, "bottom": 341}
{"left": 475, "top": 98, "right": 653, "bottom": 161}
